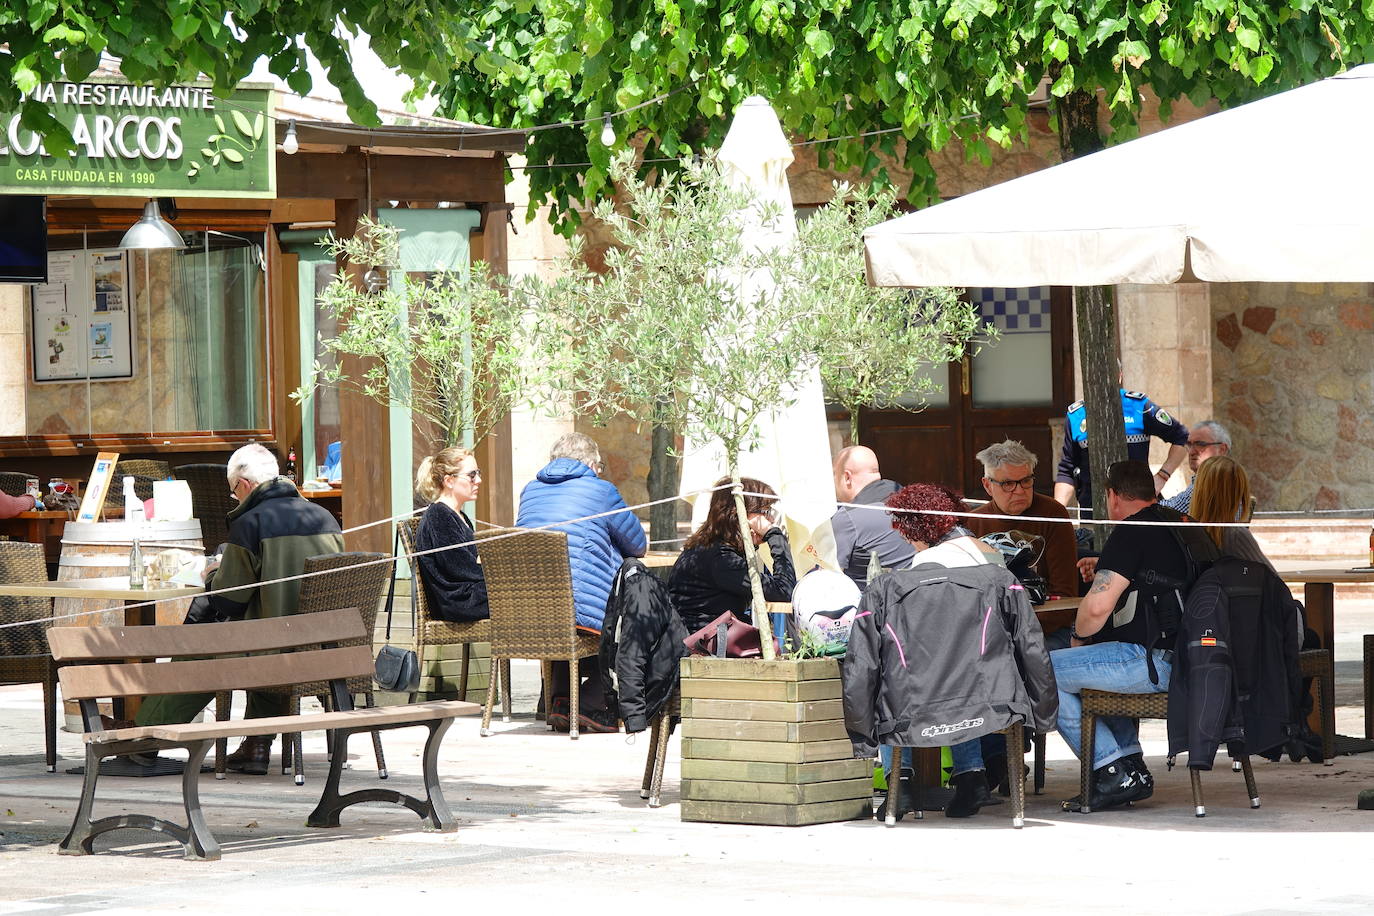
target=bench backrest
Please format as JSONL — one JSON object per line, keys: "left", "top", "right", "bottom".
{"left": 49, "top": 607, "right": 373, "bottom": 702}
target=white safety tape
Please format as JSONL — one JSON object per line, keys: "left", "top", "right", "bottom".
{"left": 0, "top": 482, "right": 733, "bottom": 631}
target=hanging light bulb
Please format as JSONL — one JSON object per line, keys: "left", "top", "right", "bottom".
{"left": 600, "top": 115, "right": 616, "bottom": 147}
{"left": 282, "top": 119, "right": 299, "bottom": 155}
{"left": 363, "top": 267, "right": 384, "bottom": 292}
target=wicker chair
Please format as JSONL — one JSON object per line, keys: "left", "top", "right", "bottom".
{"left": 117, "top": 459, "right": 172, "bottom": 480}
{"left": 213, "top": 552, "right": 391, "bottom": 784}
{"left": 174, "top": 464, "right": 234, "bottom": 553}
{"left": 0, "top": 541, "right": 58, "bottom": 772}
{"left": 1078, "top": 689, "right": 1260, "bottom": 816}
{"left": 1299, "top": 648, "right": 1336, "bottom": 759}
{"left": 397, "top": 516, "right": 492, "bottom": 704}
{"left": 475, "top": 528, "right": 601, "bottom": 739}
{"left": 0, "top": 472, "right": 39, "bottom": 497}
{"left": 885, "top": 723, "right": 1029, "bottom": 827}
{"left": 640, "top": 689, "right": 680, "bottom": 807}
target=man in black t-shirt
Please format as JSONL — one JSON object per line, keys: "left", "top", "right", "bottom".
{"left": 1051, "top": 460, "right": 1191, "bottom": 811}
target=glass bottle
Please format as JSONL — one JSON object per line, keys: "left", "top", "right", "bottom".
{"left": 285, "top": 447, "right": 298, "bottom": 483}
{"left": 128, "top": 538, "right": 144, "bottom": 589}
{"left": 123, "top": 476, "right": 145, "bottom": 524}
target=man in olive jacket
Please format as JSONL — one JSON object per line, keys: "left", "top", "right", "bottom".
{"left": 132, "top": 443, "right": 344, "bottom": 772}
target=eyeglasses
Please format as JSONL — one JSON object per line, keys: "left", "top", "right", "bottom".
{"left": 988, "top": 475, "right": 1035, "bottom": 493}
{"left": 228, "top": 479, "right": 241, "bottom": 500}
{"left": 1186, "top": 440, "right": 1224, "bottom": 451}
{"left": 449, "top": 470, "right": 481, "bottom": 482}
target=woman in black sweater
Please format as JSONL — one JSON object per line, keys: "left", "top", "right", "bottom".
{"left": 414, "top": 447, "right": 489, "bottom": 622}
{"left": 669, "top": 477, "right": 796, "bottom": 634}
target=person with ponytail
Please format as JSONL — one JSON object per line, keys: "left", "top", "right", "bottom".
{"left": 414, "top": 447, "right": 489, "bottom": 622}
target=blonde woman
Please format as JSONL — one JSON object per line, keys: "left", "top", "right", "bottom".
{"left": 1190, "top": 456, "right": 1273, "bottom": 571}
{"left": 414, "top": 447, "right": 489, "bottom": 622}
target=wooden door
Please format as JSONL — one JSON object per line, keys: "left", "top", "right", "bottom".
{"left": 856, "top": 287, "right": 1074, "bottom": 497}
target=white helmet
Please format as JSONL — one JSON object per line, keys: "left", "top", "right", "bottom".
{"left": 792, "top": 569, "right": 861, "bottom": 647}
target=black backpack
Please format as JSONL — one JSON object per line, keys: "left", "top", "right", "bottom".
{"left": 1130, "top": 505, "right": 1221, "bottom": 684}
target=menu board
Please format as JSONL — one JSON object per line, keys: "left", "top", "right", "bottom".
{"left": 31, "top": 249, "right": 134, "bottom": 382}
{"left": 76, "top": 451, "right": 120, "bottom": 522}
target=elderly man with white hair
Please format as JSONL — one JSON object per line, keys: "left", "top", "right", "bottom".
{"left": 128, "top": 443, "right": 344, "bottom": 773}
{"left": 1162, "top": 420, "right": 1232, "bottom": 515}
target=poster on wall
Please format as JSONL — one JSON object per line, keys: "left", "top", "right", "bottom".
{"left": 31, "top": 249, "right": 134, "bottom": 383}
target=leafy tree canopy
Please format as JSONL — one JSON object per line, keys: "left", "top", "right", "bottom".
{"left": 0, "top": 1, "right": 498, "bottom": 152}
{"left": 431, "top": 0, "right": 1365, "bottom": 228}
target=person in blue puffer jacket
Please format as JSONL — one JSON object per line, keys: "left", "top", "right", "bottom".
{"left": 516, "top": 432, "right": 647, "bottom": 732}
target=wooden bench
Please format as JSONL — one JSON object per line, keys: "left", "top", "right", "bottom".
{"left": 48, "top": 607, "right": 477, "bottom": 860}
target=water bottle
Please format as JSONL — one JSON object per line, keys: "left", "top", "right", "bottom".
{"left": 285, "top": 447, "right": 298, "bottom": 483}
{"left": 128, "top": 538, "right": 145, "bottom": 589}
{"left": 123, "top": 476, "right": 145, "bottom": 524}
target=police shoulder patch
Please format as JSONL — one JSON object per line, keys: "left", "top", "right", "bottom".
{"left": 1067, "top": 400, "right": 1084, "bottom": 412}
{"left": 1155, "top": 410, "right": 1172, "bottom": 425}
{"left": 1122, "top": 390, "right": 1146, "bottom": 399}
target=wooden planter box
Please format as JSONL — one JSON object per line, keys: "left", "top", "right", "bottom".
{"left": 679, "top": 656, "right": 871, "bottom": 827}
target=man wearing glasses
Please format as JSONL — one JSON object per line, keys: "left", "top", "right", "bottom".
{"left": 1162, "top": 421, "right": 1232, "bottom": 514}
{"left": 966, "top": 440, "right": 1079, "bottom": 610}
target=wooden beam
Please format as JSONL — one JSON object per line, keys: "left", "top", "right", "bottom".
{"left": 278, "top": 153, "right": 508, "bottom": 203}
{"left": 474, "top": 202, "right": 514, "bottom": 527}
{"left": 335, "top": 199, "right": 392, "bottom": 554}
{"left": 272, "top": 241, "right": 302, "bottom": 460}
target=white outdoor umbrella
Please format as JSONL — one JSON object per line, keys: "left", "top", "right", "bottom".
{"left": 679, "top": 95, "right": 839, "bottom": 573}
{"left": 864, "top": 64, "right": 1374, "bottom": 287}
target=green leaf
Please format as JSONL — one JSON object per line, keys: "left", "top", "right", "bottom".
{"left": 1091, "top": 17, "right": 1126, "bottom": 44}
{"left": 1139, "top": 1, "right": 1163, "bottom": 25}
{"left": 251, "top": 112, "right": 264, "bottom": 141}
{"left": 231, "top": 109, "right": 254, "bottom": 138}
{"left": 1236, "top": 26, "right": 1260, "bottom": 52}
{"left": 213, "top": 113, "right": 226, "bottom": 133}
{"left": 1050, "top": 62, "right": 1076, "bottom": 97}
{"left": 1252, "top": 54, "right": 1274, "bottom": 83}
{"left": 221, "top": 148, "right": 244, "bottom": 163}
{"left": 804, "top": 27, "right": 834, "bottom": 58}
{"left": 171, "top": 16, "right": 200, "bottom": 42}
{"left": 1160, "top": 34, "right": 1182, "bottom": 66}
{"left": 200, "top": 148, "right": 214, "bottom": 158}
{"left": 13, "top": 65, "right": 40, "bottom": 94}
{"left": 1046, "top": 36, "right": 1069, "bottom": 62}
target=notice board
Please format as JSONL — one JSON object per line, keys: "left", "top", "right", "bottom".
{"left": 31, "top": 249, "right": 134, "bottom": 383}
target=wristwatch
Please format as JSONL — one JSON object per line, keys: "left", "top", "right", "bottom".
{"left": 1070, "top": 625, "right": 1090, "bottom": 641}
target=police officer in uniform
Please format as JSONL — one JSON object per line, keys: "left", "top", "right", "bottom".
{"left": 1053, "top": 387, "right": 1188, "bottom": 511}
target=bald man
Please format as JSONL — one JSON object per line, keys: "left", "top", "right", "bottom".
{"left": 831, "top": 446, "right": 914, "bottom": 587}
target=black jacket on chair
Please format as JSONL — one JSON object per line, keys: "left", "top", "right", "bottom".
{"left": 842, "top": 562, "right": 1058, "bottom": 758}
{"left": 1167, "top": 557, "right": 1304, "bottom": 768}
{"left": 601, "top": 559, "right": 689, "bottom": 734}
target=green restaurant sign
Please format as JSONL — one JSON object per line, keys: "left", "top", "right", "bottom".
{"left": 0, "top": 81, "right": 276, "bottom": 198}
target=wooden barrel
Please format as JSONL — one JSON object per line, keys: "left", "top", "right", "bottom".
{"left": 56, "top": 520, "right": 204, "bottom": 628}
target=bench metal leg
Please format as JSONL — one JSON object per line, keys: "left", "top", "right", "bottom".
{"left": 60, "top": 740, "right": 221, "bottom": 861}
{"left": 42, "top": 672, "right": 57, "bottom": 773}
{"left": 214, "top": 691, "right": 231, "bottom": 780}
{"left": 365, "top": 691, "right": 388, "bottom": 780}
{"left": 306, "top": 719, "right": 456, "bottom": 831}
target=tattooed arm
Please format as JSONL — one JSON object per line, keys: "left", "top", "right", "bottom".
{"left": 1071, "top": 569, "right": 1130, "bottom": 646}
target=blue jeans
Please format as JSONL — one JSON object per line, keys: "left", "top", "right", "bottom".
{"left": 1051, "top": 641, "right": 1171, "bottom": 769}
{"left": 880, "top": 733, "right": 1005, "bottom": 778}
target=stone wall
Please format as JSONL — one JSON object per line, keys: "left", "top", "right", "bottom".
{"left": 1211, "top": 282, "right": 1374, "bottom": 510}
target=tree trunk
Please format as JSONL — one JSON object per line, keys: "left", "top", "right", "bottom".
{"left": 730, "top": 467, "right": 776, "bottom": 660}
{"left": 848, "top": 408, "right": 860, "bottom": 446}
{"left": 1075, "top": 285, "right": 1127, "bottom": 548}
{"left": 1056, "top": 85, "right": 1125, "bottom": 548}
{"left": 647, "top": 414, "right": 680, "bottom": 545}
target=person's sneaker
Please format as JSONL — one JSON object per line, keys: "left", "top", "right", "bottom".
{"left": 98, "top": 714, "right": 136, "bottom": 732}
{"left": 577, "top": 707, "right": 620, "bottom": 734}
{"left": 1062, "top": 760, "right": 1148, "bottom": 811}
{"left": 547, "top": 697, "right": 570, "bottom": 732}
{"left": 1123, "top": 753, "right": 1154, "bottom": 801}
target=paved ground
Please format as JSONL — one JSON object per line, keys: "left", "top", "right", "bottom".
{"left": 3, "top": 603, "right": 1373, "bottom": 914}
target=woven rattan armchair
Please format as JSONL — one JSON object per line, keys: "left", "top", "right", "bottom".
{"left": 640, "top": 689, "right": 680, "bottom": 807}
{"left": 1, "top": 541, "right": 58, "bottom": 771}
{"left": 117, "top": 459, "right": 172, "bottom": 480}
{"left": 174, "top": 464, "right": 233, "bottom": 552}
{"left": 0, "top": 471, "right": 39, "bottom": 497}
{"left": 398, "top": 516, "right": 491, "bottom": 703}
{"left": 1078, "top": 688, "right": 1260, "bottom": 816}
{"left": 213, "top": 552, "right": 391, "bottom": 784}
{"left": 475, "top": 528, "right": 601, "bottom": 740}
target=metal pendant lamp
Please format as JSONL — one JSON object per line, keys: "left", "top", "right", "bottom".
{"left": 119, "top": 199, "right": 185, "bottom": 250}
